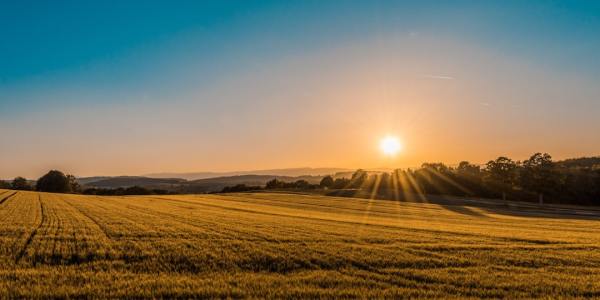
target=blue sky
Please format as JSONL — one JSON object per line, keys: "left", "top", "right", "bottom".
{"left": 2, "top": 1, "right": 599, "bottom": 98}
{"left": 1, "top": 1, "right": 599, "bottom": 177}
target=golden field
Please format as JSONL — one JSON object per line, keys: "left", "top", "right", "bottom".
{"left": 1, "top": 189, "right": 600, "bottom": 298}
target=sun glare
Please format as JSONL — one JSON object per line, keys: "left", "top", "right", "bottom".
{"left": 380, "top": 136, "right": 402, "bottom": 156}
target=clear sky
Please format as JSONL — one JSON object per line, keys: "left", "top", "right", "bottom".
{"left": 1, "top": 1, "right": 599, "bottom": 178}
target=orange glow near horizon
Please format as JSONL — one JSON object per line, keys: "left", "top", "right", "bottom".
{"left": 1, "top": 34, "right": 599, "bottom": 179}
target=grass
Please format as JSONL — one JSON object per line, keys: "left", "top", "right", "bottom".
{"left": 1, "top": 188, "right": 600, "bottom": 298}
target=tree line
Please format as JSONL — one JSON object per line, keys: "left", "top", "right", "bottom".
{"left": 0, "top": 170, "right": 170, "bottom": 195}
{"left": 3, "top": 153, "right": 599, "bottom": 204}
{"left": 0, "top": 170, "right": 80, "bottom": 193}
{"left": 221, "top": 153, "right": 600, "bottom": 205}
{"left": 218, "top": 179, "right": 321, "bottom": 193}
{"left": 322, "top": 153, "right": 599, "bottom": 205}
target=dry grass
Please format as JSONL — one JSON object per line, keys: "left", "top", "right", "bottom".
{"left": 1, "top": 189, "right": 600, "bottom": 298}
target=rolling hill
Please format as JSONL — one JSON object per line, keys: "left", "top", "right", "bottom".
{"left": 181, "top": 175, "right": 322, "bottom": 193}
{"left": 78, "top": 174, "right": 323, "bottom": 193}
{"left": 144, "top": 167, "right": 351, "bottom": 180}
{"left": 77, "top": 176, "right": 187, "bottom": 189}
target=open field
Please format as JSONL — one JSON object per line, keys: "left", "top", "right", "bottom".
{"left": 1, "top": 189, "right": 600, "bottom": 298}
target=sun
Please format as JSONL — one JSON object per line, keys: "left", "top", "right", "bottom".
{"left": 379, "top": 136, "right": 402, "bottom": 156}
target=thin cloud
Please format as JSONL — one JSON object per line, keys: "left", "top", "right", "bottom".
{"left": 422, "top": 74, "right": 455, "bottom": 80}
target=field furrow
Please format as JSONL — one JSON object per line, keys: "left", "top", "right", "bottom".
{"left": 0, "top": 191, "right": 17, "bottom": 206}
{"left": 1, "top": 190, "right": 600, "bottom": 298}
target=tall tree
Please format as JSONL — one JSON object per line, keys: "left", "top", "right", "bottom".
{"left": 457, "top": 161, "right": 481, "bottom": 175}
{"left": 456, "top": 161, "right": 486, "bottom": 197}
{"left": 485, "top": 157, "right": 518, "bottom": 200}
{"left": 67, "top": 175, "right": 80, "bottom": 193}
{"left": 265, "top": 179, "right": 283, "bottom": 189}
{"left": 350, "top": 169, "right": 368, "bottom": 188}
{"left": 319, "top": 175, "right": 334, "bottom": 188}
{"left": 520, "top": 153, "right": 558, "bottom": 204}
{"left": 36, "top": 170, "right": 72, "bottom": 193}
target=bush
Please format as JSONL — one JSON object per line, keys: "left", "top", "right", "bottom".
{"left": 36, "top": 170, "right": 72, "bottom": 193}
{"left": 319, "top": 175, "right": 334, "bottom": 188}
{"left": 11, "top": 177, "right": 32, "bottom": 190}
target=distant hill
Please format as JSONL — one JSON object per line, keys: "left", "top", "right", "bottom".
{"left": 145, "top": 168, "right": 350, "bottom": 180}
{"left": 80, "top": 176, "right": 187, "bottom": 189}
{"left": 66, "top": 156, "right": 600, "bottom": 194}
{"left": 78, "top": 174, "right": 323, "bottom": 193}
{"left": 76, "top": 176, "right": 113, "bottom": 185}
{"left": 182, "top": 175, "right": 322, "bottom": 193}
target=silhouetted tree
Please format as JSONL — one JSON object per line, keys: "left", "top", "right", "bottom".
{"left": 455, "top": 161, "right": 488, "bottom": 197}
{"left": 421, "top": 163, "right": 450, "bottom": 173}
{"left": 319, "top": 175, "right": 334, "bottom": 188}
{"left": 265, "top": 179, "right": 283, "bottom": 189}
{"left": 11, "top": 177, "right": 32, "bottom": 190}
{"left": 350, "top": 169, "right": 368, "bottom": 188}
{"left": 414, "top": 163, "right": 460, "bottom": 195}
{"left": 293, "top": 179, "right": 311, "bottom": 189}
{"left": 311, "top": 155, "right": 600, "bottom": 206}
{"left": 376, "top": 173, "right": 392, "bottom": 192}
{"left": 152, "top": 189, "right": 171, "bottom": 195}
{"left": 264, "top": 178, "right": 318, "bottom": 190}
{"left": 391, "top": 169, "right": 413, "bottom": 194}
{"left": 457, "top": 161, "right": 481, "bottom": 175}
{"left": 83, "top": 187, "right": 121, "bottom": 195}
{"left": 332, "top": 178, "right": 351, "bottom": 189}
{"left": 221, "top": 184, "right": 262, "bottom": 193}
{"left": 485, "top": 157, "right": 518, "bottom": 200}
{"left": 124, "top": 186, "right": 153, "bottom": 195}
{"left": 520, "top": 153, "right": 558, "bottom": 204}
{"left": 67, "top": 175, "right": 80, "bottom": 193}
{"left": 82, "top": 188, "right": 99, "bottom": 195}
{"left": 36, "top": 170, "right": 72, "bottom": 193}
{"left": 0, "top": 180, "right": 10, "bottom": 189}
{"left": 208, "top": 153, "right": 600, "bottom": 205}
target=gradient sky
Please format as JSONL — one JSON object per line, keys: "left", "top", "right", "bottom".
{"left": 1, "top": 1, "right": 600, "bottom": 178}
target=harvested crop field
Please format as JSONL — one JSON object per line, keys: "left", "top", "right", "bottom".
{"left": 1, "top": 189, "right": 600, "bottom": 298}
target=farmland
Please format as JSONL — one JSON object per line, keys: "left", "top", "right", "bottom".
{"left": 1, "top": 189, "right": 600, "bottom": 298}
